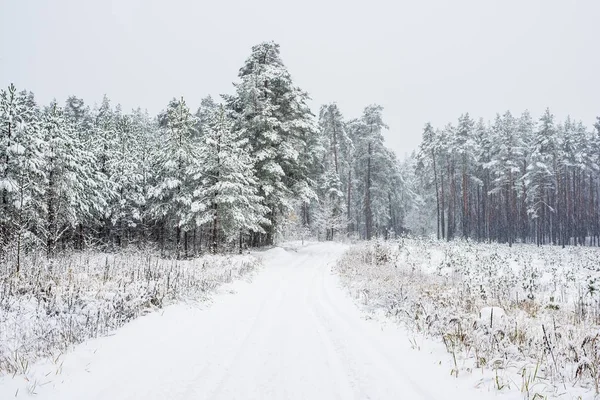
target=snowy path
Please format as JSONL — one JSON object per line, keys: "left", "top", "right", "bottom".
{"left": 2, "top": 243, "right": 495, "bottom": 399}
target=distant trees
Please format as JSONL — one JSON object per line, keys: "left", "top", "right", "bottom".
{"left": 412, "top": 108, "right": 600, "bottom": 247}
{"left": 8, "top": 43, "right": 599, "bottom": 255}
{"left": 0, "top": 41, "right": 410, "bottom": 265}
{"left": 12, "top": 42, "right": 599, "bottom": 257}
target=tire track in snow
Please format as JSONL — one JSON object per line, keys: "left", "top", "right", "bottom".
{"left": 2, "top": 243, "right": 497, "bottom": 400}
{"left": 201, "top": 250, "right": 312, "bottom": 399}
{"left": 311, "top": 257, "right": 437, "bottom": 400}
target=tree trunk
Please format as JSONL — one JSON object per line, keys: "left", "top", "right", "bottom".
{"left": 212, "top": 203, "right": 219, "bottom": 254}
{"left": 440, "top": 168, "right": 446, "bottom": 240}
{"left": 365, "top": 142, "right": 373, "bottom": 240}
{"left": 462, "top": 162, "right": 468, "bottom": 238}
{"left": 432, "top": 151, "right": 440, "bottom": 240}
{"left": 176, "top": 226, "right": 181, "bottom": 259}
{"left": 184, "top": 230, "right": 189, "bottom": 258}
{"left": 347, "top": 168, "right": 352, "bottom": 235}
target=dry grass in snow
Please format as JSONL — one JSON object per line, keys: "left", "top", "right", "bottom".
{"left": 0, "top": 249, "right": 258, "bottom": 375}
{"left": 336, "top": 238, "right": 600, "bottom": 399}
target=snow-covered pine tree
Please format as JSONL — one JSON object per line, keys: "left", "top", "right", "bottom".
{"left": 572, "top": 119, "right": 594, "bottom": 244}
{"left": 401, "top": 151, "right": 431, "bottom": 235}
{"left": 515, "top": 111, "right": 534, "bottom": 241}
{"left": 472, "top": 118, "right": 490, "bottom": 241}
{"left": 315, "top": 169, "right": 345, "bottom": 240}
{"left": 454, "top": 113, "right": 475, "bottom": 238}
{"left": 526, "top": 109, "right": 559, "bottom": 244}
{"left": 191, "top": 105, "right": 269, "bottom": 252}
{"left": 93, "top": 96, "right": 117, "bottom": 175}
{"left": 130, "top": 108, "right": 158, "bottom": 244}
{"left": 416, "top": 122, "right": 444, "bottom": 239}
{"left": 107, "top": 112, "right": 147, "bottom": 247}
{"left": 88, "top": 96, "right": 119, "bottom": 244}
{"left": 0, "top": 84, "right": 25, "bottom": 254}
{"left": 594, "top": 117, "right": 600, "bottom": 243}
{"left": 42, "top": 101, "right": 105, "bottom": 256}
{"left": 487, "top": 111, "right": 524, "bottom": 246}
{"left": 0, "top": 84, "right": 45, "bottom": 270}
{"left": 437, "top": 123, "right": 457, "bottom": 240}
{"left": 318, "top": 103, "right": 352, "bottom": 239}
{"left": 348, "top": 105, "right": 390, "bottom": 239}
{"left": 195, "top": 95, "right": 217, "bottom": 138}
{"left": 63, "top": 96, "right": 97, "bottom": 249}
{"left": 64, "top": 96, "right": 93, "bottom": 138}
{"left": 556, "top": 116, "right": 594, "bottom": 245}
{"left": 319, "top": 104, "right": 353, "bottom": 177}
{"left": 149, "top": 97, "right": 198, "bottom": 258}
{"left": 382, "top": 148, "right": 412, "bottom": 237}
{"left": 225, "top": 41, "right": 318, "bottom": 245}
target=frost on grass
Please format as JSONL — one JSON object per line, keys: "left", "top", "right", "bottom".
{"left": 0, "top": 250, "right": 258, "bottom": 375}
{"left": 336, "top": 238, "right": 600, "bottom": 397}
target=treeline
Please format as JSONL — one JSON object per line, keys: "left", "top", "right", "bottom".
{"left": 412, "top": 110, "right": 600, "bottom": 246}
{"left": 0, "top": 41, "right": 408, "bottom": 267}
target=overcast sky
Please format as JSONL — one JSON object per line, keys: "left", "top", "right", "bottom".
{"left": 1, "top": 0, "right": 599, "bottom": 159}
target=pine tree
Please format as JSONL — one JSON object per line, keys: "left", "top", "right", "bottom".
{"left": 191, "top": 105, "right": 269, "bottom": 252}
{"left": 42, "top": 102, "right": 104, "bottom": 256}
{"left": 225, "top": 41, "right": 318, "bottom": 245}
{"left": 107, "top": 112, "right": 146, "bottom": 247}
{"left": 454, "top": 113, "right": 475, "bottom": 238}
{"left": 0, "top": 85, "right": 45, "bottom": 269}
{"left": 195, "top": 95, "right": 217, "bottom": 138}
{"left": 316, "top": 168, "right": 345, "bottom": 240}
{"left": 64, "top": 96, "right": 92, "bottom": 137}
{"left": 130, "top": 108, "right": 158, "bottom": 243}
{"left": 441, "top": 123, "right": 457, "bottom": 240}
{"left": 487, "top": 111, "right": 524, "bottom": 246}
{"left": 349, "top": 105, "right": 389, "bottom": 239}
{"left": 149, "top": 97, "right": 198, "bottom": 257}
{"left": 318, "top": 103, "right": 351, "bottom": 239}
{"left": 416, "top": 122, "right": 441, "bottom": 238}
{"left": 515, "top": 111, "right": 534, "bottom": 241}
{"left": 383, "top": 148, "right": 412, "bottom": 237}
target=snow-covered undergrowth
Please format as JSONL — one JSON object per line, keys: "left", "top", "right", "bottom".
{"left": 0, "top": 250, "right": 258, "bottom": 375}
{"left": 336, "top": 238, "right": 600, "bottom": 399}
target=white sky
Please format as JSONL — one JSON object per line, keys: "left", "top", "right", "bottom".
{"left": 1, "top": 0, "right": 599, "bottom": 159}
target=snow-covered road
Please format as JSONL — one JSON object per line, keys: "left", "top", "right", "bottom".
{"left": 2, "top": 243, "right": 495, "bottom": 399}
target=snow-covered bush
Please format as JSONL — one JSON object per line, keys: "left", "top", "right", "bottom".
{"left": 0, "top": 250, "right": 258, "bottom": 374}
{"left": 336, "top": 238, "right": 600, "bottom": 396}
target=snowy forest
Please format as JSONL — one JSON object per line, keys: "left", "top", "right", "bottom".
{"left": 0, "top": 41, "right": 409, "bottom": 264}
{"left": 410, "top": 111, "right": 600, "bottom": 247}
{"left": 4, "top": 39, "right": 600, "bottom": 269}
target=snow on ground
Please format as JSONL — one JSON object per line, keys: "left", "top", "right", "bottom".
{"left": 0, "top": 251, "right": 258, "bottom": 377}
{"left": 1, "top": 242, "right": 504, "bottom": 400}
{"left": 336, "top": 238, "right": 600, "bottom": 399}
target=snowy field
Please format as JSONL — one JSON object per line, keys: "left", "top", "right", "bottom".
{"left": 4, "top": 240, "right": 600, "bottom": 399}
{"left": 1, "top": 242, "right": 507, "bottom": 400}
{"left": 0, "top": 249, "right": 258, "bottom": 378}
{"left": 336, "top": 238, "right": 600, "bottom": 399}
